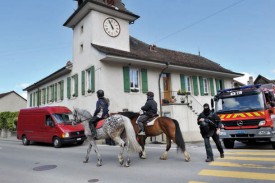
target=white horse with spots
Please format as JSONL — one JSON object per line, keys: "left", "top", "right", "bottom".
{"left": 72, "top": 108, "right": 141, "bottom": 167}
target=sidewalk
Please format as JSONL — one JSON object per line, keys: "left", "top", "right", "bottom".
{"left": 0, "top": 135, "right": 18, "bottom": 142}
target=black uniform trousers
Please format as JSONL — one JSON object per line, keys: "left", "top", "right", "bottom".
{"left": 203, "top": 132, "right": 224, "bottom": 160}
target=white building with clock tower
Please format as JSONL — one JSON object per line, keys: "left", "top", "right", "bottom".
{"left": 24, "top": 0, "right": 242, "bottom": 142}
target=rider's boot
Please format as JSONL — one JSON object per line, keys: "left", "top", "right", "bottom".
{"left": 90, "top": 124, "right": 97, "bottom": 138}
{"left": 137, "top": 122, "right": 145, "bottom": 136}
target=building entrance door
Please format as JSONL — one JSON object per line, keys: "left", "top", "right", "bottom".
{"left": 163, "top": 73, "right": 171, "bottom": 102}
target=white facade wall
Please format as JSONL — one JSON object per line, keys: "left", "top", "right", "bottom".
{"left": 0, "top": 93, "right": 27, "bottom": 112}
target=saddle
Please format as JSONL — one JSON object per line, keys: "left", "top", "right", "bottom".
{"left": 95, "top": 119, "right": 105, "bottom": 129}
{"left": 137, "top": 114, "right": 159, "bottom": 127}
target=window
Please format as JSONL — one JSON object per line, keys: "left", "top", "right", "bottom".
{"left": 86, "top": 69, "right": 91, "bottom": 92}
{"left": 80, "top": 44, "right": 83, "bottom": 53}
{"left": 57, "top": 82, "right": 61, "bottom": 100}
{"left": 71, "top": 74, "right": 78, "bottom": 97}
{"left": 42, "top": 88, "right": 46, "bottom": 105}
{"left": 80, "top": 25, "right": 84, "bottom": 34}
{"left": 185, "top": 76, "right": 192, "bottom": 93}
{"left": 203, "top": 78, "right": 209, "bottom": 94}
{"left": 49, "top": 85, "right": 54, "bottom": 102}
{"left": 130, "top": 68, "right": 140, "bottom": 92}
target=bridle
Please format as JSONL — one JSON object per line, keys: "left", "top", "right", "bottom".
{"left": 73, "top": 109, "right": 92, "bottom": 125}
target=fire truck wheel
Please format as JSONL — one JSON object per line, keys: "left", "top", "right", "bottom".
{"left": 223, "top": 139, "right": 234, "bottom": 149}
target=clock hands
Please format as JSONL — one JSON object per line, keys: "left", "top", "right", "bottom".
{"left": 108, "top": 20, "right": 114, "bottom": 30}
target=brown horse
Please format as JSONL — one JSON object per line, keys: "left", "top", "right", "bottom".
{"left": 119, "top": 112, "right": 190, "bottom": 162}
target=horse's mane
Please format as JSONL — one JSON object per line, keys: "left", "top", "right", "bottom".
{"left": 75, "top": 108, "right": 92, "bottom": 118}
{"left": 118, "top": 111, "right": 139, "bottom": 119}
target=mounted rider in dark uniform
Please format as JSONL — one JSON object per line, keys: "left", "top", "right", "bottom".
{"left": 137, "top": 91, "right": 158, "bottom": 135}
{"left": 89, "top": 89, "right": 109, "bottom": 138}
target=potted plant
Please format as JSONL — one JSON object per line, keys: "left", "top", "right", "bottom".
{"left": 177, "top": 89, "right": 190, "bottom": 95}
{"left": 180, "top": 97, "right": 185, "bottom": 103}
{"left": 170, "top": 96, "right": 176, "bottom": 103}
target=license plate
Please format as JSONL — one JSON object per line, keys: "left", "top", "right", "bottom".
{"left": 77, "top": 138, "right": 81, "bottom": 141}
{"left": 236, "top": 130, "right": 247, "bottom": 134}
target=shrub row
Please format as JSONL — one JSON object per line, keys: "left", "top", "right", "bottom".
{"left": 0, "top": 111, "right": 19, "bottom": 131}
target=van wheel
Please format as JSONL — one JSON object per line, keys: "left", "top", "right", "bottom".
{"left": 22, "top": 136, "right": 30, "bottom": 146}
{"left": 271, "top": 142, "right": 275, "bottom": 149}
{"left": 53, "top": 137, "right": 62, "bottom": 148}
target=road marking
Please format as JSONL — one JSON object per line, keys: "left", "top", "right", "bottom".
{"left": 199, "top": 170, "right": 275, "bottom": 181}
{"left": 223, "top": 156, "right": 275, "bottom": 161}
{"left": 209, "top": 161, "right": 275, "bottom": 169}
{"left": 188, "top": 181, "right": 207, "bottom": 183}
{"left": 225, "top": 151, "right": 275, "bottom": 156}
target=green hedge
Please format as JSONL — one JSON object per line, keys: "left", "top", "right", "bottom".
{"left": 0, "top": 112, "right": 18, "bottom": 131}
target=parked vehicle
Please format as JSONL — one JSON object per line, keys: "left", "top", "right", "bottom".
{"left": 17, "top": 106, "right": 86, "bottom": 148}
{"left": 213, "top": 84, "right": 275, "bottom": 149}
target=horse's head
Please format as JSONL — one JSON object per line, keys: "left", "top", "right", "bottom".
{"left": 72, "top": 108, "right": 81, "bottom": 126}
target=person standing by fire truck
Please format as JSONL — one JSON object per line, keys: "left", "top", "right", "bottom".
{"left": 198, "top": 103, "right": 224, "bottom": 162}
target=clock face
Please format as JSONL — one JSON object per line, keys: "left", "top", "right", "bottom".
{"left": 103, "top": 18, "right": 120, "bottom": 37}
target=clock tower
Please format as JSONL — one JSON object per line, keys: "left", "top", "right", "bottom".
{"left": 64, "top": 0, "right": 139, "bottom": 54}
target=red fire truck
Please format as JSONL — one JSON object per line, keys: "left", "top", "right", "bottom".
{"left": 213, "top": 84, "right": 275, "bottom": 149}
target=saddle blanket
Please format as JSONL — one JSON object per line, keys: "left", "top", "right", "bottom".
{"left": 136, "top": 117, "right": 159, "bottom": 126}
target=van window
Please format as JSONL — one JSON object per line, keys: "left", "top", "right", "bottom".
{"left": 45, "top": 115, "right": 54, "bottom": 126}
{"left": 52, "top": 113, "right": 74, "bottom": 124}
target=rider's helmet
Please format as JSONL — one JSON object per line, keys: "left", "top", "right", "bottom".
{"left": 97, "top": 90, "right": 104, "bottom": 98}
{"left": 146, "top": 91, "right": 154, "bottom": 97}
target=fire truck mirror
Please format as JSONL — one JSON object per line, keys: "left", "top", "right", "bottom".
{"left": 211, "top": 99, "right": 214, "bottom": 108}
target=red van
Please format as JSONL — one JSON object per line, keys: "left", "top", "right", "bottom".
{"left": 17, "top": 106, "right": 86, "bottom": 148}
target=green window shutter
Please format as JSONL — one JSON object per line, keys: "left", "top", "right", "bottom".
{"left": 209, "top": 78, "right": 215, "bottom": 96}
{"left": 215, "top": 79, "right": 220, "bottom": 92}
{"left": 141, "top": 68, "right": 148, "bottom": 93}
{"left": 30, "top": 93, "right": 32, "bottom": 107}
{"left": 46, "top": 86, "right": 49, "bottom": 103}
{"left": 192, "top": 76, "right": 199, "bottom": 96}
{"left": 199, "top": 76, "right": 204, "bottom": 96}
{"left": 51, "top": 85, "right": 54, "bottom": 101}
{"left": 60, "top": 81, "right": 64, "bottom": 100}
{"left": 180, "top": 74, "right": 186, "bottom": 92}
{"left": 54, "top": 83, "right": 57, "bottom": 101}
{"left": 91, "top": 66, "right": 95, "bottom": 93}
{"left": 36, "top": 91, "right": 39, "bottom": 106}
{"left": 75, "top": 74, "right": 78, "bottom": 97}
{"left": 39, "top": 90, "right": 41, "bottom": 105}
{"left": 81, "top": 70, "right": 85, "bottom": 95}
{"left": 221, "top": 79, "right": 225, "bottom": 89}
{"left": 67, "top": 77, "right": 71, "bottom": 99}
{"left": 123, "top": 66, "right": 130, "bottom": 93}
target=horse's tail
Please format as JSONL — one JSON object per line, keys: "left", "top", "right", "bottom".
{"left": 172, "top": 119, "right": 186, "bottom": 152}
{"left": 122, "top": 116, "right": 142, "bottom": 153}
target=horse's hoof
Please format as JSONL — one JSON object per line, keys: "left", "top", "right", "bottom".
{"left": 185, "top": 157, "right": 191, "bottom": 162}
{"left": 139, "top": 151, "right": 143, "bottom": 158}
{"left": 96, "top": 159, "right": 102, "bottom": 166}
{"left": 83, "top": 159, "right": 88, "bottom": 163}
{"left": 120, "top": 159, "right": 124, "bottom": 166}
{"left": 160, "top": 157, "right": 167, "bottom": 160}
{"left": 124, "top": 163, "right": 130, "bottom": 167}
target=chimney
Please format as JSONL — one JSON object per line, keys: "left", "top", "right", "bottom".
{"left": 149, "top": 44, "right": 157, "bottom": 52}
{"left": 248, "top": 76, "right": 254, "bottom": 85}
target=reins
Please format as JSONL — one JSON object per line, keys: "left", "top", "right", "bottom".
{"left": 73, "top": 110, "right": 93, "bottom": 124}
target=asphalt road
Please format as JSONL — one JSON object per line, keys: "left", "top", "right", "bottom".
{"left": 1, "top": 138, "right": 275, "bottom": 183}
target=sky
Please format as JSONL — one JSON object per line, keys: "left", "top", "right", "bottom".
{"left": 0, "top": 0, "right": 274, "bottom": 99}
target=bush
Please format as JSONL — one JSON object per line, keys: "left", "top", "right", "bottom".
{"left": 0, "top": 111, "right": 19, "bottom": 131}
